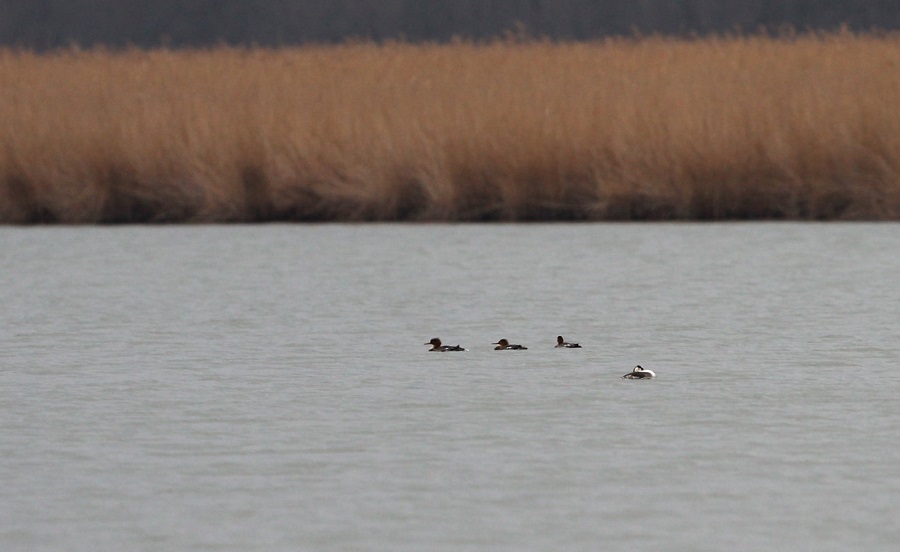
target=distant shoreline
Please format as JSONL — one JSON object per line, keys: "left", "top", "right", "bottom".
{"left": 2, "top": 34, "right": 900, "bottom": 224}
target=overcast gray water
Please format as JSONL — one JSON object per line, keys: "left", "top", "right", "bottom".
{"left": 1, "top": 223, "right": 899, "bottom": 551}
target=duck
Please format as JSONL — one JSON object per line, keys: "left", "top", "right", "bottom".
{"left": 621, "top": 365, "right": 656, "bottom": 379}
{"left": 425, "top": 338, "right": 466, "bottom": 352}
{"left": 555, "top": 335, "right": 582, "bottom": 348}
{"left": 493, "top": 338, "right": 528, "bottom": 350}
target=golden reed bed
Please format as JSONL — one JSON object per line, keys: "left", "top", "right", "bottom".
{"left": 2, "top": 33, "right": 900, "bottom": 223}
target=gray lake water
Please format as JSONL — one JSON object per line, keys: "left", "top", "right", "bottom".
{"left": 1, "top": 223, "right": 899, "bottom": 552}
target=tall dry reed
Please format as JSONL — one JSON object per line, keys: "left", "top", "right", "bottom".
{"left": 2, "top": 33, "right": 900, "bottom": 223}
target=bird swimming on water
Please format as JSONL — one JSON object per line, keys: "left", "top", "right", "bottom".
{"left": 425, "top": 338, "right": 466, "bottom": 352}
{"left": 555, "top": 335, "right": 582, "bottom": 348}
{"left": 493, "top": 338, "right": 528, "bottom": 350}
{"left": 621, "top": 365, "right": 656, "bottom": 379}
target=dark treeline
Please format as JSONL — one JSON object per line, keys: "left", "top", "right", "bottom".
{"left": 2, "top": 0, "right": 900, "bottom": 49}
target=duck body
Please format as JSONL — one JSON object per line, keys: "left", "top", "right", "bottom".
{"left": 425, "top": 338, "right": 466, "bottom": 352}
{"left": 621, "top": 365, "right": 656, "bottom": 379}
{"left": 555, "top": 335, "right": 582, "bottom": 348}
{"left": 493, "top": 338, "right": 527, "bottom": 350}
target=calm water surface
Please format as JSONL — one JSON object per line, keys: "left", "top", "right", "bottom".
{"left": 1, "top": 224, "right": 898, "bottom": 551}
